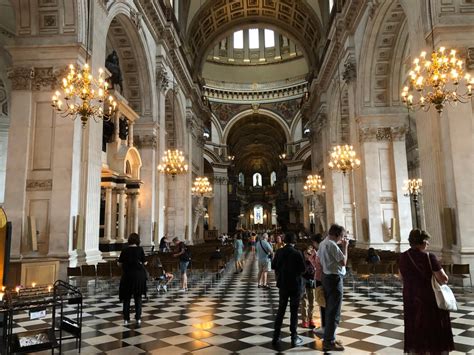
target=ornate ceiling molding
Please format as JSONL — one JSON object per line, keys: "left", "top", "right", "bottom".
{"left": 187, "top": 0, "right": 323, "bottom": 73}
{"left": 7, "top": 66, "right": 66, "bottom": 91}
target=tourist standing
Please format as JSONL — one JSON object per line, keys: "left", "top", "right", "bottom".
{"left": 234, "top": 234, "right": 244, "bottom": 273}
{"left": 272, "top": 232, "right": 306, "bottom": 347}
{"left": 399, "top": 229, "right": 454, "bottom": 354}
{"left": 256, "top": 233, "right": 273, "bottom": 288}
{"left": 118, "top": 233, "right": 147, "bottom": 325}
{"left": 172, "top": 237, "right": 190, "bottom": 292}
{"left": 311, "top": 233, "right": 325, "bottom": 335}
{"left": 318, "top": 224, "right": 348, "bottom": 351}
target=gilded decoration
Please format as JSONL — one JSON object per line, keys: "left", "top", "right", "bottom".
{"left": 26, "top": 179, "right": 53, "bottom": 191}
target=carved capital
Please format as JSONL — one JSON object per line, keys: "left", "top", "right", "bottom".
{"left": 467, "top": 47, "right": 474, "bottom": 70}
{"left": 342, "top": 60, "right": 357, "bottom": 84}
{"left": 213, "top": 176, "right": 228, "bottom": 185}
{"left": 156, "top": 65, "right": 169, "bottom": 92}
{"left": 26, "top": 179, "right": 53, "bottom": 191}
{"left": 8, "top": 67, "right": 66, "bottom": 91}
{"left": 359, "top": 126, "right": 407, "bottom": 142}
{"left": 8, "top": 67, "right": 34, "bottom": 90}
{"left": 134, "top": 134, "right": 158, "bottom": 149}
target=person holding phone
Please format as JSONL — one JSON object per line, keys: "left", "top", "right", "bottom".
{"left": 318, "top": 224, "right": 348, "bottom": 352}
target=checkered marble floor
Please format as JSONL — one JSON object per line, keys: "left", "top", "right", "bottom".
{"left": 11, "top": 253, "right": 474, "bottom": 354}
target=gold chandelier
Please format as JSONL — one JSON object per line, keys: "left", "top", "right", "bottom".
{"left": 401, "top": 48, "right": 473, "bottom": 113}
{"left": 403, "top": 178, "right": 422, "bottom": 197}
{"left": 191, "top": 176, "right": 213, "bottom": 197}
{"left": 303, "top": 174, "right": 326, "bottom": 195}
{"left": 328, "top": 145, "right": 361, "bottom": 175}
{"left": 52, "top": 63, "right": 117, "bottom": 127}
{"left": 158, "top": 149, "right": 188, "bottom": 177}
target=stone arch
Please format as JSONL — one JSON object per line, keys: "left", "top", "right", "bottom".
{"left": 293, "top": 142, "right": 312, "bottom": 163}
{"left": 104, "top": 4, "right": 154, "bottom": 118}
{"left": 358, "top": 0, "right": 408, "bottom": 110}
{"left": 222, "top": 109, "right": 290, "bottom": 145}
{"left": 187, "top": 0, "right": 323, "bottom": 74}
{"left": 124, "top": 147, "right": 142, "bottom": 180}
{"left": 210, "top": 113, "right": 224, "bottom": 144}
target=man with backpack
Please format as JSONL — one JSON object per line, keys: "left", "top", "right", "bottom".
{"left": 172, "top": 237, "right": 191, "bottom": 293}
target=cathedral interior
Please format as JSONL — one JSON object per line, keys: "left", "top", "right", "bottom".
{"left": 0, "top": 0, "right": 473, "bottom": 353}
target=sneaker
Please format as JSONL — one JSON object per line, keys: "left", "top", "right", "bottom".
{"left": 323, "top": 341, "right": 345, "bottom": 351}
{"left": 291, "top": 335, "right": 303, "bottom": 347}
{"left": 263, "top": 284, "right": 271, "bottom": 289}
{"left": 313, "top": 326, "right": 324, "bottom": 336}
{"left": 178, "top": 288, "right": 186, "bottom": 293}
{"left": 271, "top": 337, "right": 281, "bottom": 346}
{"left": 162, "top": 285, "right": 167, "bottom": 293}
{"left": 257, "top": 284, "right": 262, "bottom": 288}
{"left": 302, "top": 321, "right": 310, "bottom": 328}
{"left": 123, "top": 320, "right": 129, "bottom": 326}
{"left": 156, "top": 284, "right": 161, "bottom": 292}
{"left": 136, "top": 319, "right": 141, "bottom": 325}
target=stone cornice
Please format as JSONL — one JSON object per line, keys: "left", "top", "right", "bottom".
{"left": 7, "top": 66, "right": 67, "bottom": 91}
{"left": 359, "top": 126, "right": 407, "bottom": 142}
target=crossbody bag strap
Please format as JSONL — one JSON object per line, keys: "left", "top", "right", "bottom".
{"left": 259, "top": 240, "right": 271, "bottom": 255}
{"left": 426, "top": 252, "right": 433, "bottom": 272}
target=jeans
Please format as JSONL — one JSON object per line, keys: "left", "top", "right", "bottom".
{"left": 274, "top": 288, "right": 302, "bottom": 339}
{"left": 123, "top": 294, "right": 142, "bottom": 321}
{"left": 322, "top": 273, "right": 343, "bottom": 344}
{"left": 300, "top": 286, "right": 315, "bottom": 323}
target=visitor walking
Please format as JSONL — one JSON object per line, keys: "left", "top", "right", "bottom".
{"left": 173, "top": 237, "right": 190, "bottom": 292}
{"left": 234, "top": 234, "right": 244, "bottom": 273}
{"left": 118, "top": 233, "right": 147, "bottom": 326}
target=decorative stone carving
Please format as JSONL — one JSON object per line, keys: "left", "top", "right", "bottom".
{"left": 343, "top": 61, "right": 357, "bottom": 84}
{"left": 380, "top": 196, "right": 397, "bottom": 203}
{"left": 8, "top": 67, "right": 66, "bottom": 91}
{"left": 26, "top": 179, "right": 53, "bottom": 191}
{"left": 368, "top": 0, "right": 381, "bottom": 19}
{"left": 213, "top": 176, "right": 228, "bottom": 185}
{"left": 359, "top": 126, "right": 407, "bottom": 142}
{"left": 0, "top": 79, "right": 7, "bottom": 117}
{"left": 8, "top": 67, "right": 34, "bottom": 90}
{"left": 134, "top": 134, "right": 158, "bottom": 149}
{"left": 251, "top": 103, "right": 260, "bottom": 113}
{"left": 130, "top": 8, "right": 143, "bottom": 31}
{"left": 467, "top": 47, "right": 474, "bottom": 70}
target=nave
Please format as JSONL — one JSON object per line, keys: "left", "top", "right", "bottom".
{"left": 10, "top": 253, "right": 473, "bottom": 354}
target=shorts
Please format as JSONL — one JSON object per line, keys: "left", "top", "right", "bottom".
{"left": 179, "top": 261, "right": 189, "bottom": 274}
{"left": 258, "top": 260, "right": 271, "bottom": 272}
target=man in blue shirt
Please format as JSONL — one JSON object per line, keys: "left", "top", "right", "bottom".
{"left": 318, "top": 224, "right": 348, "bottom": 352}
{"left": 256, "top": 233, "right": 273, "bottom": 288}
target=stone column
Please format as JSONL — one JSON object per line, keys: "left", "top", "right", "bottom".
{"left": 128, "top": 122, "right": 134, "bottom": 147}
{"left": 117, "top": 188, "right": 127, "bottom": 243}
{"left": 134, "top": 123, "right": 158, "bottom": 245}
{"left": 212, "top": 166, "right": 228, "bottom": 234}
{"left": 102, "top": 186, "right": 113, "bottom": 243}
{"left": 110, "top": 189, "right": 118, "bottom": 241}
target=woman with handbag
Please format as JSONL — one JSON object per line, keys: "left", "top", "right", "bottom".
{"left": 118, "top": 233, "right": 147, "bottom": 326}
{"left": 399, "top": 229, "right": 454, "bottom": 354}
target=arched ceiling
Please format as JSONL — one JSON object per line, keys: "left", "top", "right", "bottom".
{"left": 186, "top": 0, "right": 323, "bottom": 75}
{"left": 227, "top": 114, "right": 286, "bottom": 174}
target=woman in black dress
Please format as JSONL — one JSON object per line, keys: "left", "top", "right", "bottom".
{"left": 118, "top": 233, "right": 147, "bottom": 325}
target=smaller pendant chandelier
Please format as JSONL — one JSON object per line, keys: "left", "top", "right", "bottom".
{"left": 51, "top": 0, "right": 117, "bottom": 127}
{"left": 191, "top": 176, "right": 213, "bottom": 197}
{"left": 303, "top": 174, "right": 325, "bottom": 195}
{"left": 328, "top": 145, "right": 361, "bottom": 175}
{"left": 401, "top": 48, "right": 473, "bottom": 113}
{"left": 401, "top": 0, "right": 473, "bottom": 113}
{"left": 403, "top": 178, "right": 422, "bottom": 197}
{"left": 158, "top": 149, "right": 188, "bottom": 177}
{"left": 52, "top": 64, "right": 117, "bottom": 127}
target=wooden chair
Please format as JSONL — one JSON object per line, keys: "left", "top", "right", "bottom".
{"left": 373, "top": 263, "right": 391, "bottom": 289}
{"left": 441, "top": 263, "right": 452, "bottom": 275}
{"left": 81, "top": 265, "right": 97, "bottom": 287}
{"left": 67, "top": 267, "right": 82, "bottom": 286}
{"left": 96, "top": 263, "right": 111, "bottom": 290}
{"left": 354, "top": 263, "right": 373, "bottom": 292}
{"left": 451, "top": 264, "right": 472, "bottom": 291}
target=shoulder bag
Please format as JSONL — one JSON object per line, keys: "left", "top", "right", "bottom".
{"left": 259, "top": 240, "right": 273, "bottom": 260}
{"left": 427, "top": 253, "right": 457, "bottom": 311}
{"left": 407, "top": 250, "right": 457, "bottom": 311}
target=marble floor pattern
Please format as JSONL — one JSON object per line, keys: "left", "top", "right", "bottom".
{"left": 11, "top": 253, "right": 474, "bottom": 354}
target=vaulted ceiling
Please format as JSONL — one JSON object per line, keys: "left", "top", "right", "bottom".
{"left": 227, "top": 114, "right": 286, "bottom": 174}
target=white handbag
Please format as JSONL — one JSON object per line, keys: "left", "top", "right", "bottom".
{"left": 428, "top": 254, "right": 457, "bottom": 311}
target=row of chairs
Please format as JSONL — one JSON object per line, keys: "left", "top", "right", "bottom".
{"left": 441, "top": 263, "right": 472, "bottom": 289}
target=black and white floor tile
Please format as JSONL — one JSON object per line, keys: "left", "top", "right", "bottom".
{"left": 10, "top": 253, "right": 474, "bottom": 354}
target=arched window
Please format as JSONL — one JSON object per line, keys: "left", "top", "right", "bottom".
{"left": 253, "top": 173, "right": 262, "bottom": 187}
{"left": 270, "top": 171, "right": 277, "bottom": 186}
{"left": 238, "top": 172, "right": 245, "bottom": 186}
{"left": 254, "top": 205, "right": 263, "bottom": 224}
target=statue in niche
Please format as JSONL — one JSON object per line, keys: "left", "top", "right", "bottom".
{"left": 119, "top": 117, "right": 129, "bottom": 140}
{"left": 102, "top": 120, "right": 115, "bottom": 150}
{"left": 105, "top": 50, "right": 123, "bottom": 93}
